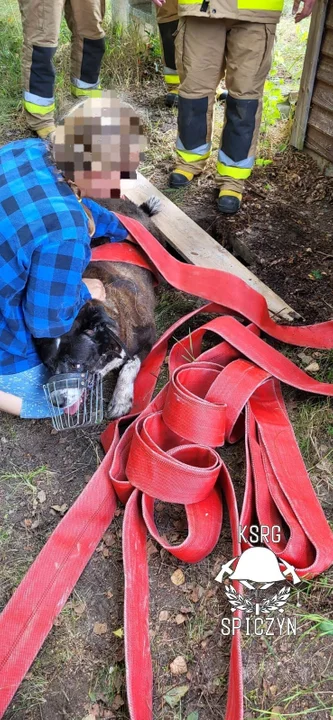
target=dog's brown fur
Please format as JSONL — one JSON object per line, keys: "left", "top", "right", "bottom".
{"left": 83, "top": 260, "right": 156, "bottom": 360}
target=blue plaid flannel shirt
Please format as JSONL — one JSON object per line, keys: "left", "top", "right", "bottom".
{"left": 0, "top": 138, "right": 128, "bottom": 375}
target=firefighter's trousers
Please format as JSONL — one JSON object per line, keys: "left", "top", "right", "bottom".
{"left": 156, "top": 0, "right": 179, "bottom": 94}
{"left": 18, "top": 0, "right": 106, "bottom": 134}
{"left": 175, "top": 17, "right": 276, "bottom": 192}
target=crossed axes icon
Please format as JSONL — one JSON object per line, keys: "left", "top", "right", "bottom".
{"left": 215, "top": 557, "right": 301, "bottom": 590}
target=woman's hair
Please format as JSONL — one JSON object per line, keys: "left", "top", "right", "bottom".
{"left": 53, "top": 91, "right": 146, "bottom": 181}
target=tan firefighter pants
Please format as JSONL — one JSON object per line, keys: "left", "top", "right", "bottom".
{"left": 175, "top": 17, "right": 276, "bottom": 192}
{"left": 18, "top": 0, "right": 106, "bottom": 133}
{"left": 156, "top": 0, "right": 180, "bottom": 93}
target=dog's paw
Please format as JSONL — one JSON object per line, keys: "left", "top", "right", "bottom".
{"left": 107, "top": 395, "right": 133, "bottom": 420}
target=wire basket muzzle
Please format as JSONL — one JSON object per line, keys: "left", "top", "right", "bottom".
{"left": 43, "top": 372, "right": 104, "bottom": 431}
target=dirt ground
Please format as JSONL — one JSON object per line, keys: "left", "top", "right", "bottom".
{"left": 0, "top": 80, "right": 333, "bottom": 720}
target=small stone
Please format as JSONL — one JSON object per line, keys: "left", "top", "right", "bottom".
{"left": 159, "top": 610, "right": 170, "bottom": 622}
{"left": 175, "top": 613, "right": 186, "bottom": 625}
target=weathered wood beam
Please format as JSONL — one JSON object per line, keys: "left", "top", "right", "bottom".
{"left": 124, "top": 173, "right": 300, "bottom": 322}
{"left": 291, "top": 0, "right": 329, "bottom": 150}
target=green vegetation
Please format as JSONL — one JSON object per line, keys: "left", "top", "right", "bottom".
{"left": 260, "top": 0, "right": 310, "bottom": 153}
{"left": 0, "top": 20, "right": 22, "bottom": 131}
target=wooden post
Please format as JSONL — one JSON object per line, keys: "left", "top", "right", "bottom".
{"left": 291, "top": 0, "right": 329, "bottom": 150}
{"left": 112, "top": 0, "right": 129, "bottom": 26}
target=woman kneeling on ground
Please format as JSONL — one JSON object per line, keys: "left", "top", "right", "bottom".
{"left": 0, "top": 93, "right": 144, "bottom": 419}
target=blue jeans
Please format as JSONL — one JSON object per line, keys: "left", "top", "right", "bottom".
{"left": 0, "top": 364, "right": 61, "bottom": 419}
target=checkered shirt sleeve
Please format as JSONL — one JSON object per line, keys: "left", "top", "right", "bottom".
{"left": 23, "top": 231, "right": 91, "bottom": 338}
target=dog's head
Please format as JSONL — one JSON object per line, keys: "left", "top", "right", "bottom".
{"left": 36, "top": 302, "right": 129, "bottom": 407}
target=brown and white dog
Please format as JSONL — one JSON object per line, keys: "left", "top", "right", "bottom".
{"left": 35, "top": 196, "right": 163, "bottom": 419}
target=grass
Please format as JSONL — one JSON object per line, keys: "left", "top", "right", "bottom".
{"left": 0, "top": 463, "right": 52, "bottom": 495}
{"left": 291, "top": 397, "right": 333, "bottom": 468}
{"left": 89, "top": 662, "right": 126, "bottom": 706}
{"left": 0, "top": 20, "right": 23, "bottom": 133}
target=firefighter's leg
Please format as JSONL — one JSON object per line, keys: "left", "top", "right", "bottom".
{"left": 156, "top": 0, "right": 179, "bottom": 107}
{"left": 217, "top": 21, "right": 276, "bottom": 214}
{"left": 18, "top": 0, "right": 64, "bottom": 136}
{"left": 170, "top": 17, "right": 226, "bottom": 188}
{"left": 65, "top": 0, "right": 105, "bottom": 99}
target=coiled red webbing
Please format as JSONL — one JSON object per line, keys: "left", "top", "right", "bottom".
{"left": 0, "top": 216, "right": 332, "bottom": 720}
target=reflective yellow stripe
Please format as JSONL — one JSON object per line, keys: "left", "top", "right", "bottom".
{"left": 216, "top": 162, "right": 252, "bottom": 179}
{"left": 174, "top": 168, "right": 194, "bottom": 180}
{"left": 177, "top": 149, "right": 211, "bottom": 163}
{"left": 165, "top": 74, "right": 180, "bottom": 85}
{"left": 219, "top": 190, "right": 243, "bottom": 200}
{"left": 238, "top": 0, "right": 283, "bottom": 9}
{"left": 24, "top": 101, "right": 55, "bottom": 116}
{"left": 71, "top": 85, "right": 102, "bottom": 98}
{"left": 37, "top": 125, "right": 56, "bottom": 139}
{"left": 178, "top": 0, "right": 201, "bottom": 4}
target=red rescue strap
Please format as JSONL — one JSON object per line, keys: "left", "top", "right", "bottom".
{"left": 0, "top": 214, "right": 333, "bottom": 720}
{"left": 91, "top": 240, "right": 158, "bottom": 279}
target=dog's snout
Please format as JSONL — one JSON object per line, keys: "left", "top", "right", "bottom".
{"left": 49, "top": 390, "right": 67, "bottom": 408}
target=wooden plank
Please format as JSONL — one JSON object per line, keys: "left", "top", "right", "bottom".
{"left": 308, "top": 103, "right": 333, "bottom": 136}
{"left": 290, "top": 0, "right": 329, "bottom": 150}
{"left": 322, "top": 27, "right": 333, "bottom": 56}
{"left": 312, "top": 79, "right": 333, "bottom": 112}
{"left": 123, "top": 173, "right": 300, "bottom": 322}
{"left": 305, "top": 125, "right": 333, "bottom": 162}
{"left": 316, "top": 54, "right": 333, "bottom": 84}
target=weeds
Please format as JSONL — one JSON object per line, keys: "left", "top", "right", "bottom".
{"left": 259, "top": 0, "right": 310, "bottom": 155}
{"left": 0, "top": 20, "right": 23, "bottom": 132}
{"left": 291, "top": 398, "right": 333, "bottom": 466}
{"left": 102, "top": 21, "right": 160, "bottom": 89}
{"left": 89, "top": 663, "right": 125, "bottom": 706}
{"left": 0, "top": 464, "right": 51, "bottom": 494}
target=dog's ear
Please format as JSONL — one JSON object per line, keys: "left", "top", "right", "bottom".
{"left": 76, "top": 302, "right": 121, "bottom": 354}
{"left": 74, "top": 302, "right": 117, "bottom": 337}
{"left": 34, "top": 337, "right": 60, "bottom": 368}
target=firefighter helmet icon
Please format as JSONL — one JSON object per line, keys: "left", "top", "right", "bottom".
{"left": 215, "top": 548, "right": 300, "bottom": 614}
{"left": 216, "top": 547, "right": 300, "bottom": 590}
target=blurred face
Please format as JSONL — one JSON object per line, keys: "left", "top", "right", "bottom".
{"left": 53, "top": 93, "right": 146, "bottom": 199}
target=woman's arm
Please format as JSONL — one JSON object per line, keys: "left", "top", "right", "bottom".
{"left": 22, "top": 231, "right": 93, "bottom": 339}
{"left": 0, "top": 390, "right": 22, "bottom": 416}
{"left": 82, "top": 198, "right": 128, "bottom": 242}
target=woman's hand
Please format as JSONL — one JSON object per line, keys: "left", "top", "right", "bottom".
{"left": 83, "top": 278, "right": 106, "bottom": 302}
{"left": 151, "top": 0, "right": 166, "bottom": 6}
